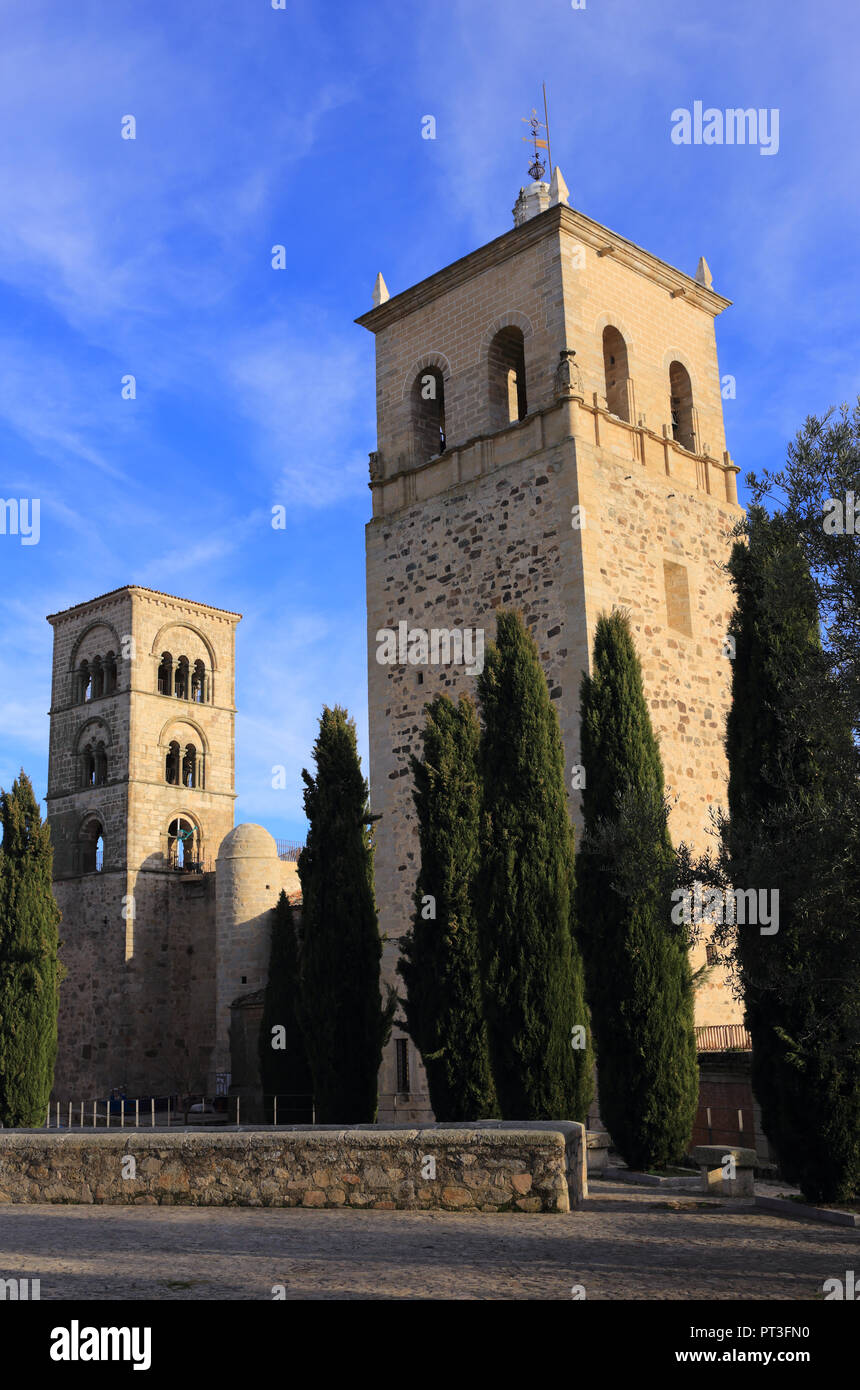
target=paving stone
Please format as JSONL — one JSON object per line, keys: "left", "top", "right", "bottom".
{"left": 0, "top": 1181, "right": 855, "bottom": 1300}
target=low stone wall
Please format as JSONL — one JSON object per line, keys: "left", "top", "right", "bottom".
{"left": 0, "top": 1123, "right": 585, "bottom": 1213}
{"left": 443, "top": 1120, "right": 587, "bottom": 1205}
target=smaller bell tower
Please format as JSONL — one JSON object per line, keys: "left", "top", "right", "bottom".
{"left": 46, "top": 585, "right": 241, "bottom": 1099}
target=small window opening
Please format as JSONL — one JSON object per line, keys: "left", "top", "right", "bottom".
{"left": 602, "top": 326, "right": 630, "bottom": 422}
{"left": 165, "top": 740, "right": 181, "bottom": 785}
{"left": 175, "top": 656, "right": 189, "bottom": 700}
{"left": 79, "top": 818, "right": 104, "bottom": 874}
{"left": 669, "top": 360, "right": 696, "bottom": 452}
{"left": 488, "top": 326, "right": 527, "bottom": 431}
{"left": 182, "top": 743, "right": 197, "bottom": 789}
{"left": 168, "top": 816, "right": 199, "bottom": 871}
{"left": 158, "top": 653, "right": 173, "bottom": 695}
{"left": 103, "top": 652, "right": 117, "bottom": 693}
{"left": 395, "top": 1038, "right": 410, "bottom": 1095}
{"left": 191, "top": 660, "right": 206, "bottom": 703}
{"left": 410, "top": 368, "right": 446, "bottom": 466}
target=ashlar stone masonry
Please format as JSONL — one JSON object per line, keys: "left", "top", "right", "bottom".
{"left": 46, "top": 585, "right": 298, "bottom": 1103}
{"left": 359, "top": 174, "right": 745, "bottom": 1116}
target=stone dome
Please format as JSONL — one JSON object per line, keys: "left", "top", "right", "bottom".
{"left": 216, "top": 822, "right": 278, "bottom": 861}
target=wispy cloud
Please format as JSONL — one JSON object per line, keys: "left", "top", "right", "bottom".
{"left": 1, "top": 0, "right": 858, "bottom": 826}
{"left": 233, "top": 603, "right": 368, "bottom": 836}
{"left": 225, "top": 324, "right": 372, "bottom": 507}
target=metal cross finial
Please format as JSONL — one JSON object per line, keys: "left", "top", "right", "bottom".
{"left": 522, "top": 110, "right": 546, "bottom": 181}
{"left": 521, "top": 84, "right": 553, "bottom": 183}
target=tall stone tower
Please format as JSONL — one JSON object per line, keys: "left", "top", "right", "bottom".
{"left": 46, "top": 585, "right": 241, "bottom": 1100}
{"left": 359, "top": 173, "right": 744, "bottom": 1118}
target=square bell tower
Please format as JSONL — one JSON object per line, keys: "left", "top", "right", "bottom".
{"left": 46, "top": 585, "right": 241, "bottom": 1099}
{"left": 358, "top": 171, "right": 744, "bottom": 1118}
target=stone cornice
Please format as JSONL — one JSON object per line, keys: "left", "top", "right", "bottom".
{"left": 558, "top": 207, "right": 732, "bottom": 315}
{"left": 366, "top": 397, "right": 742, "bottom": 524}
{"left": 355, "top": 204, "right": 731, "bottom": 334}
{"left": 45, "top": 781, "right": 238, "bottom": 802}
{"left": 47, "top": 586, "right": 242, "bottom": 626}
{"left": 371, "top": 399, "right": 739, "bottom": 492}
{"left": 47, "top": 688, "right": 237, "bottom": 717}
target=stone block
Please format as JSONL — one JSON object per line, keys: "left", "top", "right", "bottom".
{"left": 692, "top": 1144, "right": 757, "bottom": 1197}
{"left": 586, "top": 1131, "right": 612, "bottom": 1174}
{"left": 441, "top": 1187, "right": 473, "bottom": 1208}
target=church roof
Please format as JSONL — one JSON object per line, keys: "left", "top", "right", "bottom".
{"left": 218, "top": 823, "right": 279, "bottom": 859}
{"left": 356, "top": 203, "right": 731, "bottom": 333}
{"left": 47, "top": 585, "right": 242, "bottom": 622}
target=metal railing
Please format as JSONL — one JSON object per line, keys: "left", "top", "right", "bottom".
{"left": 264, "top": 1094, "right": 314, "bottom": 1124}
{"left": 43, "top": 1094, "right": 316, "bottom": 1128}
{"left": 41, "top": 1093, "right": 441, "bottom": 1128}
{"left": 695, "top": 1023, "right": 752, "bottom": 1052}
{"left": 169, "top": 856, "right": 213, "bottom": 874}
{"left": 46, "top": 1096, "right": 185, "bottom": 1128}
{"left": 276, "top": 840, "right": 304, "bottom": 862}
{"left": 377, "top": 1091, "right": 433, "bottom": 1121}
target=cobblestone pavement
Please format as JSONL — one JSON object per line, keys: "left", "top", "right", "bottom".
{"left": 0, "top": 1181, "right": 856, "bottom": 1300}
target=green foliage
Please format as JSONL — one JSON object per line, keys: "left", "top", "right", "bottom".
{"left": 723, "top": 508, "right": 860, "bottom": 1203}
{"left": 578, "top": 611, "right": 698, "bottom": 1170}
{"left": 258, "top": 890, "right": 313, "bottom": 1123}
{"left": 0, "top": 772, "right": 63, "bottom": 1127}
{"left": 297, "top": 706, "right": 396, "bottom": 1123}
{"left": 397, "top": 695, "right": 497, "bottom": 1120}
{"left": 747, "top": 400, "right": 860, "bottom": 733}
{"left": 476, "top": 609, "right": 593, "bottom": 1121}
{"left": 725, "top": 508, "right": 838, "bottom": 825}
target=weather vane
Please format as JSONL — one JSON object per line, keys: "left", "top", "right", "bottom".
{"left": 522, "top": 82, "right": 553, "bottom": 183}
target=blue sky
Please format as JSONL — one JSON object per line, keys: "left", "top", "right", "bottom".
{"left": 0, "top": 0, "right": 857, "bottom": 842}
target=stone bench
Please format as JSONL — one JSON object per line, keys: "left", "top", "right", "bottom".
{"left": 692, "top": 1144, "right": 757, "bottom": 1197}
{"left": 586, "top": 1131, "right": 612, "bottom": 1174}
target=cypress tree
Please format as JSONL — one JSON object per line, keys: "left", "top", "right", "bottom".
{"left": 297, "top": 706, "right": 395, "bottom": 1123}
{"left": 747, "top": 400, "right": 860, "bottom": 733}
{"left": 258, "top": 890, "right": 313, "bottom": 1123}
{"left": 397, "top": 694, "right": 497, "bottom": 1120}
{"left": 725, "top": 507, "right": 860, "bottom": 1202}
{"left": 477, "top": 609, "right": 593, "bottom": 1121}
{"left": 0, "top": 772, "right": 62, "bottom": 1127}
{"left": 577, "top": 611, "right": 698, "bottom": 1171}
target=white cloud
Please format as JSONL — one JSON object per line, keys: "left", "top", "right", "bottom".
{"left": 0, "top": 20, "right": 355, "bottom": 334}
